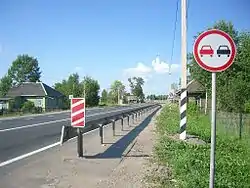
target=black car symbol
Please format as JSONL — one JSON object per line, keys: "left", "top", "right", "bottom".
{"left": 217, "top": 45, "right": 230, "bottom": 57}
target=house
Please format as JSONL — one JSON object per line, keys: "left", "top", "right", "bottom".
{"left": 175, "top": 79, "right": 208, "bottom": 109}
{"left": 127, "top": 95, "right": 138, "bottom": 104}
{"left": 3, "top": 82, "right": 65, "bottom": 111}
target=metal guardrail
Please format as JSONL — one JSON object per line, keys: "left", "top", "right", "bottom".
{"left": 60, "top": 103, "right": 161, "bottom": 145}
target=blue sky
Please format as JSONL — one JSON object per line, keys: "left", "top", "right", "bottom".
{"left": 0, "top": 0, "right": 250, "bottom": 95}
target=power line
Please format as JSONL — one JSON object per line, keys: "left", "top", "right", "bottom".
{"left": 169, "top": 0, "right": 179, "bottom": 75}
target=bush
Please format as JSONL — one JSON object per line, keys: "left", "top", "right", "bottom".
{"left": 152, "top": 104, "right": 250, "bottom": 188}
{"left": 21, "top": 101, "right": 35, "bottom": 113}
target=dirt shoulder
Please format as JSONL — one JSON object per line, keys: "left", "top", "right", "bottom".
{"left": 97, "top": 107, "right": 162, "bottom": 188}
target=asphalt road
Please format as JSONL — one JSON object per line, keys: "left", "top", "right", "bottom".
{"left": 0, "top": 105, "right": 140, "bottom": 163}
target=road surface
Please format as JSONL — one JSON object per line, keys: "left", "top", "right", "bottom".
{"left": 0, "top": 105, "right": 137, "bottom": 164}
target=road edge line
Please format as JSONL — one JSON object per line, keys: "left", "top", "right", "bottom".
{"left": 0, "top": 142, "right": 60, "bottom": 168}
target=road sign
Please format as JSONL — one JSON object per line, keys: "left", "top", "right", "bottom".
{"left": 71, "top": 98, "right": 85, "bottom": 128}
{"left": 193, "top": 29, "right": 236, "bottom": 72}
{"left": 69, "top": 95, "right": 73, "bottom": 99}
{"left": 193, "top": 29, "right": 237, "bottom": 188}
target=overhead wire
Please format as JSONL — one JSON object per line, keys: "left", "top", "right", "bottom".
{"left": 169, "top": 0, "right": 179, "bottom": 76}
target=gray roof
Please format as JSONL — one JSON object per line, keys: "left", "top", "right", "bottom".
{"left": 175, "top": 79, "right": 205, "bottom": 97}
{"left": 6, "top": 82, "right": 64, "bottom": 98}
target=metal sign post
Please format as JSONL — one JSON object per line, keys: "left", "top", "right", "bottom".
{"left": 193, "top": 29, "right": 236, "bottom": 188}
{"left": 210, "top": 72, "right": 216, "bottom": 187}
{"left": 71, "top": 98, "right": 86, "bottom": 157}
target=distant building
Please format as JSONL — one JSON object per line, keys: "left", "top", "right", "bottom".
{"left": 127, "top": 95, "right": 138, "bottom": 104}
{"left": 0, "top": 82, "right": 65, "bottom": 111}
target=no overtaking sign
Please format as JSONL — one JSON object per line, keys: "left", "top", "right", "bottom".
{"left": 193, "top": 29, "right": 236, "bottom": 188}
{"left": 193, "top": 29, "right": 236, "bottom": 72}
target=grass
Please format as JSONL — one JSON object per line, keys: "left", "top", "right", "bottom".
{"left": 150, "top": 103, "right": 250, "bottom": 188}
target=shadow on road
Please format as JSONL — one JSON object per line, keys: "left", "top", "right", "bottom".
{"left": 84, "top": 107, "right": 160, "bottom": 159}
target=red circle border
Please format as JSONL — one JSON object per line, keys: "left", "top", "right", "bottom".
{"left": 193, "top": 29, "right": 236, "bottom": 72}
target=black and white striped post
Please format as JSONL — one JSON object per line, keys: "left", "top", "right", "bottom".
{"left": 180, "top": 0, "right": 187, "bottom": 140}
{"left": 180, "top": 88, "right": 187, "bottom": 140}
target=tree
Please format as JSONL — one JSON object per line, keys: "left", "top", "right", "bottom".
{"left": 8, "top": 54, "right": 41, "bottom": 86}
{"left": 54, "top": 73, "right": 84, "bottom": 109}
{"left": 128, "top": 77, "right": 145, "bottom": 102}
{"left": 109, "top": 80, "right": 126, "bottom": 104}
{"left": 188, "top": 20, "right": 250, "bottom": 112}
{"left": 0, "top": 75, "right": 12, "bottom": 97}
{"left": 54, "top": 74, "right": 100, "bottom": 108}
{"left": 81, "top": 76, "right": 100, "bottom": 107}
{"left": 101, "top": 89, "right": 108, "bottom": 104}
{"left": 171, "top": 83, "right": 178, "bottom": 90}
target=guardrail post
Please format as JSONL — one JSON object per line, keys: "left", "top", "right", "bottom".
{"left": 121, "top": 118, "right": 124, "bottom": 131}
{"left": 127, "top": 115, "right": 130, "bottom": 126}
{"left": 99, "top": 124, "right": 104, "bottom": 144}
{"left": 60, "top": 125, "right": 65, "bottom": 145}
{"left": 77, "top": 128, "right": 83, "bottom": 157}
{"left": 112, "top": 120, "right": 115, "bottom": 136}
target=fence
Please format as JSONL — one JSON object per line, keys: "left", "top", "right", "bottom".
{"left": 204, "top": 107, "right": 250, "bottom": 139}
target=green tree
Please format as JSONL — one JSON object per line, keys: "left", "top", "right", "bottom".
{"left": 128, "top": 77, "right": 145, "bottom": 102}
{"left": 100, "top": 89, "right": 108, "bottom": 104}
{"left": 109, "top": 80, "right": 126, "bottom": 104}
{"left": 8, "top": 54, "right": 41, "bottom": 86}
{"left": 81, "top": 76, "right": 100, "bottom": 107}
{"left": 189, "top": 20, "right": 250, "bottom": 112}
{"left": 54, "top": 73, "right": 84, "bottom": 109}
{"left": 0, "top": 75, "right": 12, "bottom": 97}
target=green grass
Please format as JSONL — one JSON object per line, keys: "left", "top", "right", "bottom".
{"left": 151, "top": 103, "right": 250, "bottom": 188}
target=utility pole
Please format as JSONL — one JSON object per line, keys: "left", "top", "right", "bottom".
{"left": 117, "top": 87, "right": 120, "bottom": 105}
{"left": 180, "top": 0, "right": 187, "bottom": 140}
{"left": 83, "top": 81, "right": 86, "bottom": 99}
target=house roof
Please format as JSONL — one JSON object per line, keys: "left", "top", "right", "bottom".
{"left": 175, "top": 79, "right": 205, "bottom": 97}
{"left": 6, "top": 82, "right": 64, "bottom": 98}
{"left": 186, "top": 80, "right": 205, "bottom": 94}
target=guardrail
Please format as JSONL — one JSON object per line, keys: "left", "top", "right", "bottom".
{"left": 60, "top": 103, "right": 161, "bottom": 155}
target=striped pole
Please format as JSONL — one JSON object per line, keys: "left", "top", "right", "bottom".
{"left": 180, "top": 0, "right": 187, "bottom": 140}
{"left": 180, "top": 89, "right": 187, "bottom": 140}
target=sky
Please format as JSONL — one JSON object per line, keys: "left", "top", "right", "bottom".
{"left": 0, "top": 0, "right": 250, "bottom": 95}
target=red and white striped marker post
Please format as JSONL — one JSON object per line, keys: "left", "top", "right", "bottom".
{"left": 71, "top": 98, "right": 85, "bottom": 157}
{"left": 71, "top": 98, "right": 86, "bottom": 127}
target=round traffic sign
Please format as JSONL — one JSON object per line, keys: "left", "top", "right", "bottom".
{"left": 193, "top": 29, "right": 236, "bottom": 72}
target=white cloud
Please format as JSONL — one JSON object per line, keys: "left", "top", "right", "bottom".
{"left": 152, "top": 56, "right": 180, "bottom": 74}
{"left": 123, "top": 62, "right": 152, "bottom": 80}
{"left": 74, "top": 66, "right": 83, "bottom": 72}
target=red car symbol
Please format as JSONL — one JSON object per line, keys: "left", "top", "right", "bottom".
{"left": 200, "top": 45, "right": 214, "bottom": 57}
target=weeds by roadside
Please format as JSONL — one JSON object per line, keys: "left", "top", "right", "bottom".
{"left": 148, "top": 103, "right": 250, "bottom": 188}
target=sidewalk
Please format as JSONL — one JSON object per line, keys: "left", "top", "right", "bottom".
{"left": 0, "top": 106, "right": 160, "bottom": 188}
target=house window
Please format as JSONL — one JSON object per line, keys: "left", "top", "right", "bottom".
{"left": 35, "top": 99, "right": 42, "bottom": 107}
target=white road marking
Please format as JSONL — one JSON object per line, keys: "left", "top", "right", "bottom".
{"left": 0, "top": 142, "right": 60, "bottom": 167}
{"left": 0, "top": 127, "right": 100, "bottom": 167}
